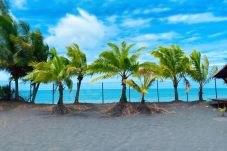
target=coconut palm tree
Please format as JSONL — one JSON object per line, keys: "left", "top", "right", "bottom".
{"left": 24, "top": 49, "right": 72, "bottom": 112}
{"left": 89, "top": 41, "right": 146, "bottom": 103}
{"left": 124, "top": 68, "right": 156, "bottom": 104}
{"left": 0, "top": 4, "right": 34, "bottom": 101}
{"left": 29, "top": 31, "right": 49, "bottom": 103}
{"left": 66, "top": 43, "right": 87, "bottom": 104}
{"left": 187, "top": 50, "right": 217, "bottom": 102}
{"left": 151, "top": 44, "right": 189, "bottom": 102}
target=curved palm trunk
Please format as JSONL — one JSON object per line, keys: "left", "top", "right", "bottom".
{"left": 74, "top": 76, "right": 83, "bottom": 104}
{"left": 7, "top": 80, "right": 12, "bottom": 101}
{"left": 31, "top": 83, "right": 40, "bottom": 103}
{"left": 173, "top": 77, "right": 179, "bottom": 102}
{"left": 57, "top": 83, "right": 64, "bottom": 106}
{"left": 141, "top": 93, "right": 145, "bottom": 104}
{"left": 15, "top": 77, "right": 19, "bottom": 101}
{"left": 120, "top": 75, "right": 127, "bottom": 104}
{"left": 199, "top": 83, "right": 203, "bottom": 102}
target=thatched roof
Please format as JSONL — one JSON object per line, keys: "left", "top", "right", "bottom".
{"left": 214, "top": 64, "right": 227, "bottom": 82}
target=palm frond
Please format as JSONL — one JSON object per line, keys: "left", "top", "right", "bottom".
{"left": 91, "top": 73, "right": 117, "bottom": 83}
{"left": 124, "top": 80, "right": 142, "bottom": 93}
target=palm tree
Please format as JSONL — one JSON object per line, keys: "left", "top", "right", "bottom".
{"left": 29, "top": 31, "right": 49, "bottom": 103}
{"left": 0, "top": 4, "right": 33, "bottom": 101}
{"left": 188, "top": 50, "right": 217, "bottom": 102}
{"left": 89, "top": 41, "right": 146, "bottom": 103}
{"left": 124, "top": 68, "right": 156, "bottom": 104}
{"left": 66, "top": 43, "right": 87, "bottom": 104}
{"left": 24, "top": 49, "right": 72, "bottom": 112}
{"left": 151, "top": 44, "right": 189, "bottom": 102}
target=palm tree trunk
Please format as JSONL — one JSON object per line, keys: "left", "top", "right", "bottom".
{"left": 15, "top": 77, "right": 19, "bottom": 101}
{"left": 173, "top": 77, "right": 179, "bottom": 102}
{"left": 141, "top": 93, "right": 145, "bottom": 104}
{"left": 57, "top": 83, "right": 64, "bottom": 106}
{"left": 7, "top": 80, "right": 11, "bottom": 101}
{"left": 74, "top": 76, "right": 83, "bottom": 104}
{"left": 31, "top": 83, "right": 40, "bottom": 103}
{"left": 120, "top": 75, "right": 127, "bottom": 104}
{"left": 199, "top": 83, "right": 203, "bottom": 102}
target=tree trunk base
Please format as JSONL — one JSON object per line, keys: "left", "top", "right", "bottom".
{"left": 52, "top": 105, "right": 69, "bottom": 114}
{"left": 119, "top": 100, "right": 127, "bottom": 104}
{"left": 74, "top": 100, "right": 79, "bottom": 105}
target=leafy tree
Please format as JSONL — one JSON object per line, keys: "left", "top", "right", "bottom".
{"left": 151, "top": 44, "right": 189, "bottom": 102}
{"left": 0, "top": 2, "right": 33, "bottom": 101}
{"left": 124, "top": 68, "right": 156, "bottom": 104}
{"left": 29, "top": 31, "right": 49, "bottom": 103}
{"left": 24, "top": 49, "right": 72, "bottom": 111}
{"left": 89, "top": 41, "right": 145, "bottom": 103}
{"left": 66, "top": 43, "right": 87, "bottom": 104}
{"left": 0, "top": 20, "right": 32, "bottom": 101}
{"left": 188, "top": 50, "right": 217, "bottom": 101}
{"left": 0, "top": 2, "right": 49, "bottom": 102}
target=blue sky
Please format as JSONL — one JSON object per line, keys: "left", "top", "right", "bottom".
{"left": 1, "top": 0, "right": 227, "bottom": 88}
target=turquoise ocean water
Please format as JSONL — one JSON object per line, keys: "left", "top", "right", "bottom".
{"left": 1, "top": 80, "right": 226, "bottom": 104}
{"left": 19, "top": 88, "right": 227, "bottom": 104}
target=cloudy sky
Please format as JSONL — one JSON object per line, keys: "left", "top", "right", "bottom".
{"left": 1, "top": 0, "right": 227, "bottom": 87}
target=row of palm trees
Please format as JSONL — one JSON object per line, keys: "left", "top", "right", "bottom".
{"left": 0, "top": 1, "right": 218, "bottom": 110}
{"left": 25, "top": 42, "right": 217, "bottom": 107}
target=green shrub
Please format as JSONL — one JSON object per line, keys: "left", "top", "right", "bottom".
{"left": 0, "top": 85, "right": 14, "bottom": 100}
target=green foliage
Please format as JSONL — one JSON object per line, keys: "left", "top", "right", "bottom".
{"left": 89, "top": 41, "right": 145, "bottom": 103}
{"left": 90, "top": 41, "right": 146, "bottom": 82}
{"left": 151, "top": 44, "right": 189, "bottom": 82}
{"left": 188, "top": 50, "right": 218, "bottom": 86}
{"left": 124, "top": 69, "right": 156, "bottom": 95}
{"left": 24, "top": 49, "right": 72, "bottom": 90}
{"left": 0, "top": 85, "right": 13, "bottom": 100}
{"left": 66, "top": 43, "right": 87, "bottom": 77}
{"left": 151, "top": 44, "right": 189, "bottom": 101}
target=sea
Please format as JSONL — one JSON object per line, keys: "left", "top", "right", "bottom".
{"left": 1, "top": 80, "right": 226, "bottom": 104}
{"left": 18, "top": 87, "right": 227, "bottom": 104}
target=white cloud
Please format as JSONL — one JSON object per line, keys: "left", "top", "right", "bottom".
{"left": 208, "top": 32, "right": 225, "bottom": 38}
{"left": 164, "top": 12, "right": 227, "bottom": 24}
{"left": 45, "top": 8, "right": 115, "bottom": 53}
{"left": 133, "top": 31, "right": 179, "bottom": 42}
{"left": 145, "top": 7, "right": 171, "bottom": 13}
{"left": 181, "top": 39, "right": 227, "bottom": 66}
{"left": 106, "top": 15, "right": 118, "bottom": 23}
{"left": 183, "top": 36, "right": 200, "bottom": 42}
{"left": 13, "top": 0, "right": 27, "bottom": 9}
{"left": 132, "top": 7, "right": 170, "bottom": 15}
{"left": 121, "top": 18, "right": 153, "bottom": 27}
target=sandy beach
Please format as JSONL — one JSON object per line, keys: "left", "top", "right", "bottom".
{"left": 0, "top": 102, "right": 226, "bottom": 151}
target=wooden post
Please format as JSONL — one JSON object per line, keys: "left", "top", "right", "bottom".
{"left": 29, "top": 82, "right": 32, "bottom": 102}
{"left": 186, "top": 92, "right": 189, "bottom": 102}
{"left": 157, "top": 80, "right": 160, "bottom": 103}
{"left": 102, "top": 82, "right": 104, "bottom": 104}
{"left": 52, "top": 83, "right": 55, "bottom": 104}
{"left": 128, "top": 86, "right": 131, "bottom": 102}
{"left": 215, "top": 78, "right": 217, "bottom": 99}
{"left": 8, "top": 80, "right": 11, "bottom": 101}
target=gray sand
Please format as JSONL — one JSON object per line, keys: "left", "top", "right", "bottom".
{"left": 0, "top": 104, "right": 227, "bottom": 151}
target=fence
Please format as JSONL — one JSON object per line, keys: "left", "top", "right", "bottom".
{"left": 0, "top": 79, "right": 225, "bottom": 104}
